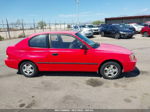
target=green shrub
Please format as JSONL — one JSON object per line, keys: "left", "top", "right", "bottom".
{"left": 18, "top": 33, "right": 25, "bottom": 38}
{"left": 0, "top": 35, "right": 4, "bottom": 41}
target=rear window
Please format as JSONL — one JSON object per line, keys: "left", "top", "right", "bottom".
{"left": 29, "top": 34, "right": 48, "bottom": 48}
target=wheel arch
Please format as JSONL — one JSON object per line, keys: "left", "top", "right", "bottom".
{"left": 98, "top": 59, "right": 123, "bottom": 73}
{"left": 18, "top": 59, "right": 38, "bottom": 69}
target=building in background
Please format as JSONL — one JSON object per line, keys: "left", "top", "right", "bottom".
{"left": 105, "top": 15, "right": 150, "bottom": 24}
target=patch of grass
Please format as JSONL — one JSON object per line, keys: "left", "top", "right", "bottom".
{"left": 0, "top": 35, "right": 4, "bottom": 41}
{"left": 18, "top": 33, "right": 25, "bottom": 38}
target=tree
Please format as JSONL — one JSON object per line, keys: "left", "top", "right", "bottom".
{"left": 15, "top": 19, "right": 22, "bottom": 28}
{"left": 37, "top": 21, "right": 47, "bottom": 29}
{"left": 92, "top": 20, "right": 105, "bottom": 25}
{"left": 16, "top": 19, "right": 21, "bottom": 25}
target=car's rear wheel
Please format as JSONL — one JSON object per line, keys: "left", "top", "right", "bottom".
{"left": 143, "top": 32, "right": 149, "bottom": 37}
{"left": 20, "top": 61, "right": 38, "bottom": 77}
{"left": 101, "top": 32, "right": 105, "bottom": 37}
{"left": 100, "top": 61, "right": 122, "bottom": 79}
{"left": 114, "top": 33, "right": 120, "bottom": 39}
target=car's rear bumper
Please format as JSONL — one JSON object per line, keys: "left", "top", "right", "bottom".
{"left": 5, "top": 58, "right": 18, "bottom": 69}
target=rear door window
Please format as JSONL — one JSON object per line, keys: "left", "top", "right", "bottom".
{"left": 29, "top": 34, "right": 49, "bottom": 48}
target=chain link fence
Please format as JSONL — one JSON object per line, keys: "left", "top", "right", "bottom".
{"left": 0, "top": 19, "right": 73, "bottom": 40}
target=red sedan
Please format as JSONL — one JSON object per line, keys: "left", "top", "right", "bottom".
{"left": 5, "top": 31, "right": 136, "bottom": 79}
{"left": 141, "top": 25, "right": 150, "bottom": 37}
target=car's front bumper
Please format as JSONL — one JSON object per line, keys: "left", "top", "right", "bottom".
{"left": 123, "top": 61, "right": 136, "bottom": 72}
{"left": 84, "top": 33, "right": 93, "bottom": 37}
{"left": 120, "top": 33, "right": 134, "bottom": 38}
{"left": 93, "top": 30, "right": 99, "bottom": 33}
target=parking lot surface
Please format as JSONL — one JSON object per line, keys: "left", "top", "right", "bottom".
{"left": 0, "top": 34, "right": 150, "bottom": 109}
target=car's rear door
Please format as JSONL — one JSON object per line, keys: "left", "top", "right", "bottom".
{"left": 46, "top": 34, "right": 98, "bottom": 72}
{"left": 28, "top": 34, "right": 51, "bottom": 71}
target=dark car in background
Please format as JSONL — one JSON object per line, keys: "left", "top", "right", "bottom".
{"left": 100, "top": 24, "right": 135, "bottom": 39}
{"left": 119, "top": 24, "right": 136, "bottom": 33}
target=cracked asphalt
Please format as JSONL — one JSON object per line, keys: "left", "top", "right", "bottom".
{"left": 0, "top": 34, "right": 150, "bottom": 109}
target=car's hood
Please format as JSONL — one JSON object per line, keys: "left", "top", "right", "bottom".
{"left": 96, "top": 43, "right": 132, "bottom": 55}
{"left": 82, "top": 28, "right": 90, "bottom": 30}
{"left": 82, "top": 28, "right": 92, "bottom": 32}
{"left": 92, "top": 28, "right": 99, "bottom": 30}
{"left": 119, "top": 29, "right": 133, "bottom": 33}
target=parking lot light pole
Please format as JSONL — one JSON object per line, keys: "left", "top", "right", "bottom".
{"left": 76, "top": 0, "right": 80, "bottom": 25}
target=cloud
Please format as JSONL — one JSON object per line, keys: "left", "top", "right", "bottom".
{"left": 133, "top": 8, "right": 150, "bottom": 16}
{"left": 58, "top": 12, "right": 104, "bottom": 18}
{"left": 140, "top": 8, "right": 149, "bottom": 13}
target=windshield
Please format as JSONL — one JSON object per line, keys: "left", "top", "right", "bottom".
{"left": 134, "top": 24, "right": 143, "bottom": 27}
{"left": 79, "top": 25, "right": 86, "bottom": 28}
{"left": 86, "top": 25, "right": 94, "bottom": 28}
{"left": 76, "top": 33, "right": 100, "bottom": 48}
{"left": 113, "top": 25, "right": 129, "bottom": 30}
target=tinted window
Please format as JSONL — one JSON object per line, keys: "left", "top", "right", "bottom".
{"left": 76, "top": 33, "right": 99, "bottom": 48}
{"left": 29, "top": 34, "right": 48, "bottom": 48}
{"left": 86, "top": 25, "right": 94, "bottom": 28}
{"left": 50, "top": 34, "right": 83, "bottom": 49}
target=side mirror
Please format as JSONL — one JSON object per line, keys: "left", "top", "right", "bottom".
{"left": 81, "top": 44, "right": 88, "bottom": 50}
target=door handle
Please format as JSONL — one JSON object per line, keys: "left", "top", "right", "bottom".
{"left": 52, "top": 53, "right": 59, "bottom": 56}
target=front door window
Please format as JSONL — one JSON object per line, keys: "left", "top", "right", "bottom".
{"left": 50, "top": 34, "right": 83, "bottom": 49}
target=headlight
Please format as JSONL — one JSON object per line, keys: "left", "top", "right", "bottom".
{"left": 120, "top": 31, "right": 127, "bottom": 34}
{"left": 129, "top": 53, "right": 136, "bottom": 61}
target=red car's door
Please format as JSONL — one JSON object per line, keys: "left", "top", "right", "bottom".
{"left": 47, "top": 48, "right": 98, "bottom": 72}
{"left": 45, "top": 34, "right": 99, "bottom": 72}
{"left": 27, "top": 34, "right": 51, "bottom": 71}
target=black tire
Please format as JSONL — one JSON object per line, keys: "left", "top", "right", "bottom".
{"left": 114, "top": 33, "right": 120, "bottom": 39}
{"left": 101, "top": 32, "right": 105, "bottom": 37}
{"left": 143, "top": 32, "right": 149, "bottom": 37}
{"left": 128, "top": 35, "right": 133, "bottom": 39}
{"left": 100, "top": 61, "right": 122, "bottom": 79}
{"left": 20, "top": 61, "right": 38, "bottom": 77}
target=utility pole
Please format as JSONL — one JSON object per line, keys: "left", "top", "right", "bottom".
{"left": 6, "top": 18, "right": 11, "bottom": 39}
{"left": 21, "top": 19, "right": 25, "bottom": 36}
{"left": 33, "top": 19, "right": 36, "bottom": 33}
{"left": 75, "top": 0, "right": 80, "bottom": 25}
{"left": 2, "top": 19, "right": 8, "bottom": 38}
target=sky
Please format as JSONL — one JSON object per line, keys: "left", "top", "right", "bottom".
{"left": 0, "top": 0, "right": 150, "bottom": 23}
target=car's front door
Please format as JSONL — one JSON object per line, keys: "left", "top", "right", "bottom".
{"left": 46, "top": 34, "right": 99, "bottom": 72}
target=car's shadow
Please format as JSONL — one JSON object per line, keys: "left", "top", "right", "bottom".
{"left": 121, "top": 67, "right": 140, "bottom": 78}
{"left": 36, "top": 67, "right": 140, "bottom": 79}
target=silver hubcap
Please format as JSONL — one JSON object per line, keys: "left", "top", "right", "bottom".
{"left": 22, "top": 63, "right": 34, "bottom": 76}
{"left": 104, "top": 65, "right": 118, "bottom": 78}
{"left": 115, "top": 34, "right": 120, "bottom": 38}
{"left": 144, "top": 32, "right": 148, "bottom": 37}
{"left": 101, "top": 32, "right": 104, "bottom": 36}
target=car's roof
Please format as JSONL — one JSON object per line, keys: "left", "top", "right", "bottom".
{"left": 28, "top": 31, "right": 78, "bottom": 38}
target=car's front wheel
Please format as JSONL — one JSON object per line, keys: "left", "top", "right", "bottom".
{"left": 100, "top": 61, "right": 122, "bottom": 79}
{"left": 20, "top": 61, "right": 38, "bottom": 77}
{"left": 101, "top": 32, "right": 105, "bottom": 37}
{"left": 143, "top": 32, "right": 149, "bottom": 37}
{"left": 114, "top": 33, "right": 120, "bottom": 39}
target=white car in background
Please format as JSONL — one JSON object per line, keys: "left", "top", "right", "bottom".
{"left": 85, "top": 24, "right": 100, "bottom": 34}
{"left": 128, "top": 23, "right": 144, "bottom": 33}
{"left": 72, "top": 25, "right": 93, "bottom": 37}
